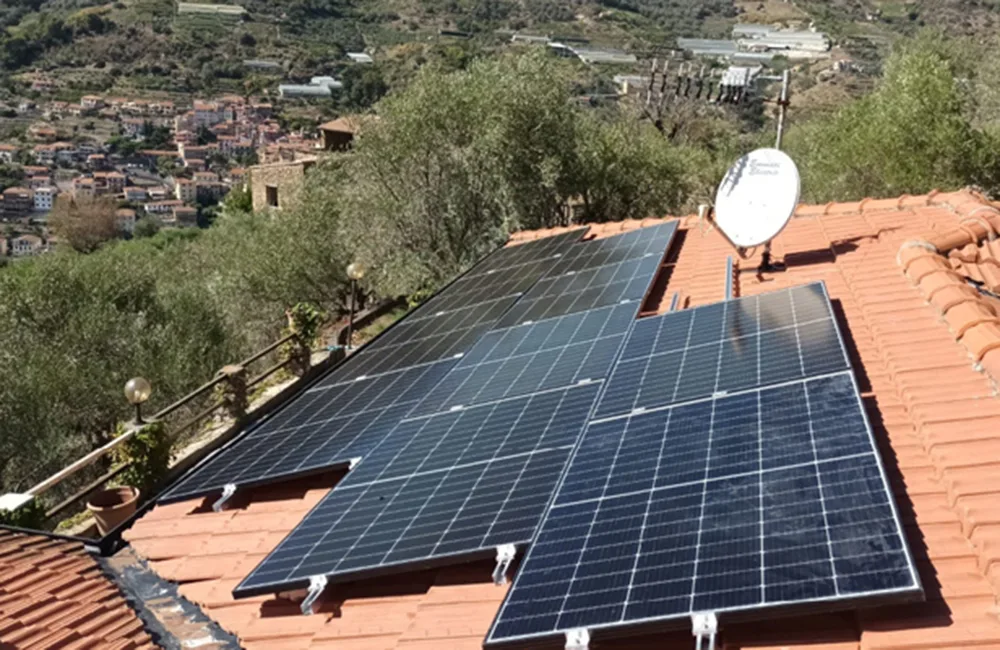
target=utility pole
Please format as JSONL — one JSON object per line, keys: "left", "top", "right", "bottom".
{"left": 775, "top": 69, "right": 790, "bottom": 150}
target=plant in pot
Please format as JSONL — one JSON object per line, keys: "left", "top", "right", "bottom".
{"left": 87, "top": 420, "right": 172, "bottom": 536}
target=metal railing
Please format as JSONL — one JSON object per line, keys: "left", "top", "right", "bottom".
{"left": 27, "top": 332, "right": 306, "bottom": 524}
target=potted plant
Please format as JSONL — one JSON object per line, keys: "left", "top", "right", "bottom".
{"left": 87, "top": 420, "right": 172, "bottom": 536}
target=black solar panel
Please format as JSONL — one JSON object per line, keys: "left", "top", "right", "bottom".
{"left": 407, "top": 302, "right": 637, "bottom": 418}
{"left": 233, "top": 383, "right": 602, "bottom": 597}
{"left": 466, "top": 229, "right": 588, "bottom": 278}
{"left": 545, "top": 223, "right": 678, "bottom": 277}
{"left": 159, "top": 359, "right": 458, "bottom": 503}
{"left": 160, "top": 235, "right": 586, "bottom": 504}
{"left": 494, "top": 222, "right": 677, "bottom": 329}
{"left": 485, "top": 284, "right": 921, "bottom": 646}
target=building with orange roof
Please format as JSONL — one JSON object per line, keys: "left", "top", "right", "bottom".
{"left": 48, "top": 187, "right": 987, "bottom": 650}
{"left": 9, "top": 188, "right": 1000, "bottom": 649}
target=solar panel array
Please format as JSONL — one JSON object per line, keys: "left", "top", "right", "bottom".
{"left": 161, "top": 230, "right": 587, "bottom": 504}
{"left": 485, "top": 283, "right": 920, "bottom": 646}
{"left": 230, "top": 223, "right": 680, "bottom": 595}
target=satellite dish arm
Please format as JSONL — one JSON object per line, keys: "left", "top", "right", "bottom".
{"left": 701, "top": 204, "right": 758, "bottom": 260}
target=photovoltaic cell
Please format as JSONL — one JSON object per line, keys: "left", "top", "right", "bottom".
{"left": 233, "top": 383, "right": 602, "bottom": 596}
{"left": 485, "top": 284, "right": 921, "bottom": 646}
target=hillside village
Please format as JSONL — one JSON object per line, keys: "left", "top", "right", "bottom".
{"left": 0, "top": 91, "right": 363, "bottom": 259}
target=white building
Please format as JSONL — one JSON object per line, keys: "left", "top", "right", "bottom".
{"left": 347, "top": 52, "right": 374, "bottom": 64}
{"left": 10, "top": 234, "right": 44, "bottom": 257}
{"left": 33, "top": 186, "right": 56, "bottom": 212}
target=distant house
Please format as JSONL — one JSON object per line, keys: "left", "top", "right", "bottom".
{"left": 228, "top": 167, "right": 247, "bottom": 186}
{"left": 147, "top": 187, "right": 170, "bottom": 201}
{"left": 174, "top": 178, "right": 197, "bottom": 203}
{"left": 244, "top": 59, "right": 283, "bottom": 72}
{"left": 80, "top": 95, "right": 104, "bottom": 110}
{"left": 0, "top": 144, "right": 17, "bottom": 164}
{"left": 193, "top": 171, "right": 218, "bottom": 184}
{"left": 145, "top": 199, "right": 184, "bottom": 215}
{"left": 93, "top": 171, "right": 126, "bottom": 195}
{"left": 27, "top": 175, "right": 52, "bottom": 190}
{"left": 347, "top": 52, "right": 374, "bottom": 64}
{"left": 196, "top": 182, "right": 228, "bottom": 203}
{"left": 173, "top": 205, "right": 198, "bottom": 226}
{"left": 3, "top": 187, "right": 34, "bottom": 218}
{"left": 72, "top": 177, "right": 96, "bottom": 199}
{"left": 115, "top": 208, "right": 136, "bottom": 234}
{"left": 9, "top": 234, "right": 44, "bottom": 256}
{"left": 88, "top": 153, "right": 109, "bottom": 170}
{"left": 249, "top": 157, "right": 317, "bottom": 211}
{"left": 33, "top": 187, "right": 56, "bottom": 212}
{"left": 123, "top": 186, "right": 149, "bottom": 203}
{"left": 28, "top": 125, "right": 58, "bottom": 143}
{"left": 320, "top": 116, "right": 367, "bottom": 151}
{"left": 278, "top": 84, "right": 334, "bottom": 99}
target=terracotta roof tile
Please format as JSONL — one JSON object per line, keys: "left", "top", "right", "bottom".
{"left": 0, "top": 530, "right": 157, "bottom": 649}
{"left": 120, "top": 189, "right": 1000, "bottom": 649}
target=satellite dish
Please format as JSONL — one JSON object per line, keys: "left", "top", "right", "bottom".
{"left": 714, "top": 148, "right": 800, "bottom": 248}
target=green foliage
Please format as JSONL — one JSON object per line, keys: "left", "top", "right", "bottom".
{"left": 339, "top": 65, "right": 388, "bottom": 111}
{"left": 787, "top": 35, "right": 1000, "bottom": 202}
{"left": 337, "top": 51, "right": 697, "bottom": 298}
{"left": 112, "top": 420, "right": 172, "bottom": 495}
{"left": 0, "top": 498, "right": 48, "bottom": 529}
{"left": 133, "top": 216, "right": 162, "bottom": 239}
{"left": 573, "top": 115, "right": 688, "bottom": 223}
{"left": 222, "top": 183, "right": 253, "bottom": 213}
{"left": 285, "top": 302, "right": 323, "bottom": 345}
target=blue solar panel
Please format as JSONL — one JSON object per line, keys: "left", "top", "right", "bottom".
{"left": 228, "top": 226, "right": 683, "bottom": 595}
{"left": 160, "top": 233, "right": 588, "bottom": 504}
{"left": 233, "top": 383, "right": 602, "bottom": 596}
{"left": 485, "top": 283, "right": 921, "bottom": 646}
{"left": 595, "top": 283, "right": 848, "bottom": 419}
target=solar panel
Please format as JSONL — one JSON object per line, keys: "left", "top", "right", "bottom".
{"left": 160, "top": 359, "right": 458, "bottom": 503}
{"left": 233, "top": 383, "right": 602, "bottom": 597}
{"left": 485, "top": 284, "right": 921, "bottom": 646}
{"left": 161, "top": 232, "right": 589, "bottom": 504}
{"left": 465, "top": 229, "right": 588, "bottom": 278}
{"left": 595, "top": 283, "right": 848, "bottom": 419}
{"left": 407, "top": 302, "right": 637, "bottom": 418}
{"left": 494, "top": 222, "right": 677, "bottom": 329}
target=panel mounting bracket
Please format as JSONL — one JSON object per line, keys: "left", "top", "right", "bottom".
{"left": 565, "top": 627, "right": 590, "bottom": 650}
{"left": 212, "top": 484, "right": 237, "bottom": 512}
{"left": 492, "top": 544, "right": 517, "bottom": 585}
{"left": 692, "top": 611, "right": 719, "bottom": 650}
{"left": 301, "top": 574, "right": 328, "bottom": 615}
{"left": 348, "top": 457, "right": 362, "bottom": 470}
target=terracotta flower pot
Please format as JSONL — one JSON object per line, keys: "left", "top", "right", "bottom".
{"left": 87, "top": 486, "right": 140, "bottom": 536}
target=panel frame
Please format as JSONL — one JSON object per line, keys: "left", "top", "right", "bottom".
{"left": 483, "top": 281, "right": 922, "bottom": 647}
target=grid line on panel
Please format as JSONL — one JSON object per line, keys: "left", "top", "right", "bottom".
{"left": 687, "top": 361, "right": 722, "bottom": 612}
{"left": 802, "top": 375, "right": 841, "bottom": 595}
{"left": 668, "top": 305, "right": 699, "bottom": 404}
{"left": 789, "top": 288, "right": 807, "bottom": 376}
{"left": 622, "top": 407, "right": 673, "bottom": 613}
{"left": 553, "top": 446, "right": 876, "bottom": 510}
{"left": 451, "top": 386, "right": 570, "bottom": 551}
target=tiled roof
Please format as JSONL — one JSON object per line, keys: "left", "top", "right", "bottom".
{"left": 125, "top": 189, "right": 1000, "bottom": 649}
{"left": 0, "top": 530, "right": 157, "bottom": 649}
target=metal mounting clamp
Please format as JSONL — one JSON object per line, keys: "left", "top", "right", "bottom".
{"left": 492, "top": 544, "right": 517, "bottom": 586}
{"left": 301, "top": 574, "right": 328, "bottom": 615}
{"left": 692, "top": 611, "right": 718, "bottom": 650}
{"left": 212, "top": 484, "right": 237, "bottom": 512}
{"left": 348, "top": 457, "right": 362, "bottom": 470}
{"left": 565, "top": 627, "right": 590, "bottom": 650}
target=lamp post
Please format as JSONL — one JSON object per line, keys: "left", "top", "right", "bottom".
{"left": 124, "top": 377, "right": 152, "bottom": 424}
{"left": 345, "top": 262, "right": 366, "bottom": 350}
